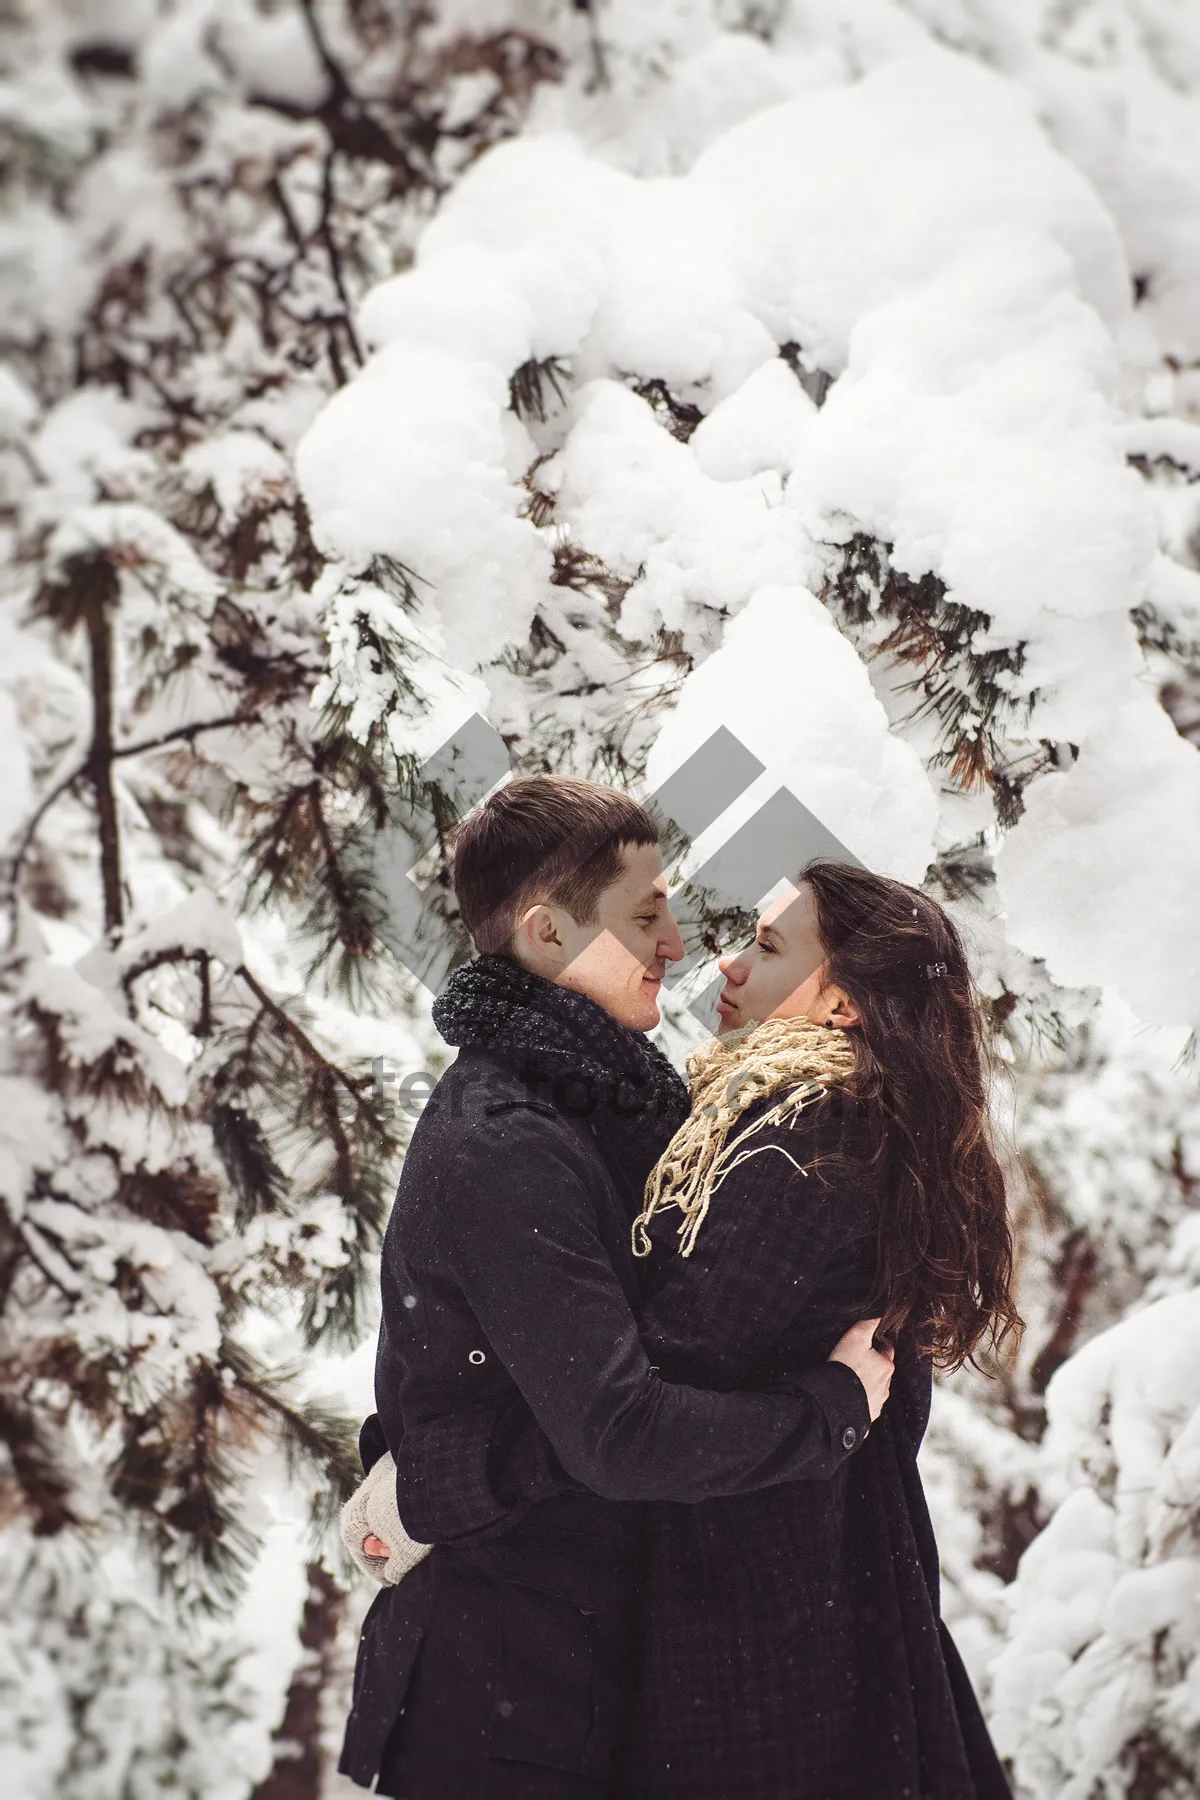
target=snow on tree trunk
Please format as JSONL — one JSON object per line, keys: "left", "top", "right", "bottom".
{"left": 252, "top": 1565, "right": 345, "bottom": 1800}
{"left": 3, "top": 2, "right": 1200, "bottom": 1796}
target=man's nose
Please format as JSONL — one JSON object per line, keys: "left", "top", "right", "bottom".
{"left": 659, "top": 907, "right": 685, "bottom": 964}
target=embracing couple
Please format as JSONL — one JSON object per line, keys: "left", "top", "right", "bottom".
{"left": 337, "top": 774, "right": 1019, "bottom": 1800}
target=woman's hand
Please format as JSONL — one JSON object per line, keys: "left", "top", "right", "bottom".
{"left": 363, "top": 1534, "right": 391, "bottom": 1558}
{"left": 827, "top": 1317, "right": 895, "bottom": 1421}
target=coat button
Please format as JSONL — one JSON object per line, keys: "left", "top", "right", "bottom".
{"left": 468, "top": 1350, "right": 486, "bottom": 1365}
{"left": 841, "top": 1424, "right": 858, "bottom": 1450}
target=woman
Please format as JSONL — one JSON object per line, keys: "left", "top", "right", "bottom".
{"left": 625, "top": 857, "right": 1020, "bottom": 1800}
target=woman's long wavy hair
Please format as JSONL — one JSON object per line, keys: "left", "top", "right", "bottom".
{"left": 799, "top": 858, "right": 1022, "bottom": 1371}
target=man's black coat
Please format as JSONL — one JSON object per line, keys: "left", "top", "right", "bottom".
{"left": 338, "top": 961, "right": 869, "bottom": 1797}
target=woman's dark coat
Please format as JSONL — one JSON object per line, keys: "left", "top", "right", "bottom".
{"left": 626, "top": 1084, "right": 1012, "bottom": 1800}
{"left": 338, "top": 960, "right": 871, "bottom": 1799}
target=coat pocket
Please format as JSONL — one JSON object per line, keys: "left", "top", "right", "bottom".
{"left": 339, "top": 1561, "right": 435, "bottom": 1789}
{"left": 489, "top": 1581, "right": 622, "bottom": 1778}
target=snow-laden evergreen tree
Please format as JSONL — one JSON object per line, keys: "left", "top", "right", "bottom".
{"left": 0, "top": 2, "right": 561, "bottom": 1793}
{"left": 3, "top": 2, "right": 1199, "bottom": 1796}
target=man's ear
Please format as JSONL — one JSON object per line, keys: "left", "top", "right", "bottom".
{"left": 511, "top": 903, "right": 566, "bottom": 972}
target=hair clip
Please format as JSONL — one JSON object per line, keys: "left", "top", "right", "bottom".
{"left": 924, "top": 961, "right": 948, "bottom": 978}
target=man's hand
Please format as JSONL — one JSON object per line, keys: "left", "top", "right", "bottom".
{"left": 827, "top": 1317, "right": 894, "bottom": 1421}
{"left": 363, "top": 1534, "right": 391, "bottom": 1558}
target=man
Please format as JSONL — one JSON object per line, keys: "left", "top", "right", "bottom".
{"left": 339, "top": 775, "right": 892, "bottom": 1799}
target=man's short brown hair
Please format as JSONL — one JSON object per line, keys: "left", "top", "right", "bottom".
{"left": 452, "top": 775, "right": 660, "bottom": 955}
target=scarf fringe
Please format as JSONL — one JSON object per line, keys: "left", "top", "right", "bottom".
{"left": 632, "top": 1016, "right": 858, "bottom": 1259}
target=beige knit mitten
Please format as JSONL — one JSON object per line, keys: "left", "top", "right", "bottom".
{"left": 339, "top": 1451, "right": 433, "bottom": 1587}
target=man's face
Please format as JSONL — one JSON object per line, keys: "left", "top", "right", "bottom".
{"left": 539, "top": 842, "right": 686, "bottom": 1031}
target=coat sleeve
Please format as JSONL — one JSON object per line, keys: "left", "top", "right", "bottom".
{"left": 358, "top": 1409, "right": 388, "bottom": 1475}
{"left": 637, "top": 1098, "right": 876, "bottom": 1391}
{"left": 436, "top": 1109, "right": 868, "bottom": 1504}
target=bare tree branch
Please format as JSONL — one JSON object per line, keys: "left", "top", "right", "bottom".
{"left": 236, "top": 964, "right": 365, "bottom": 1104}
{"left": 6, "top": 713, "right": 263, "bottom": 911}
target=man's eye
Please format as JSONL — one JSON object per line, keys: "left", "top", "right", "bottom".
{"left": 637, "top": 914, "right": 658, "bottom": 926}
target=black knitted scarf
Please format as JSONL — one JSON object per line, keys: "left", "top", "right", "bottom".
{"left": 433, "top": 954, "right": 690, "bottom": 1152}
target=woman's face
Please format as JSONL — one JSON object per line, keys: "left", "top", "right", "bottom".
{"left": 715, "top": 880, "right": 860, "bottom": 1035}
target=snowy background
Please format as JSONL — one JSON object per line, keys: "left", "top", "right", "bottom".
{"left": 2, "top": 3, "right": 1199, "bottom": 1797}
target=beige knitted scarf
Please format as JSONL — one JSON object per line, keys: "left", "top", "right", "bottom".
{"left": 632, "top": 1015, "right": 858, "bottom": 1260}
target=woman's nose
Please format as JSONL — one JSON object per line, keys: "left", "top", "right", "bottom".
{"left": 719, "top": 953, "right": 748, "bottom": 983}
